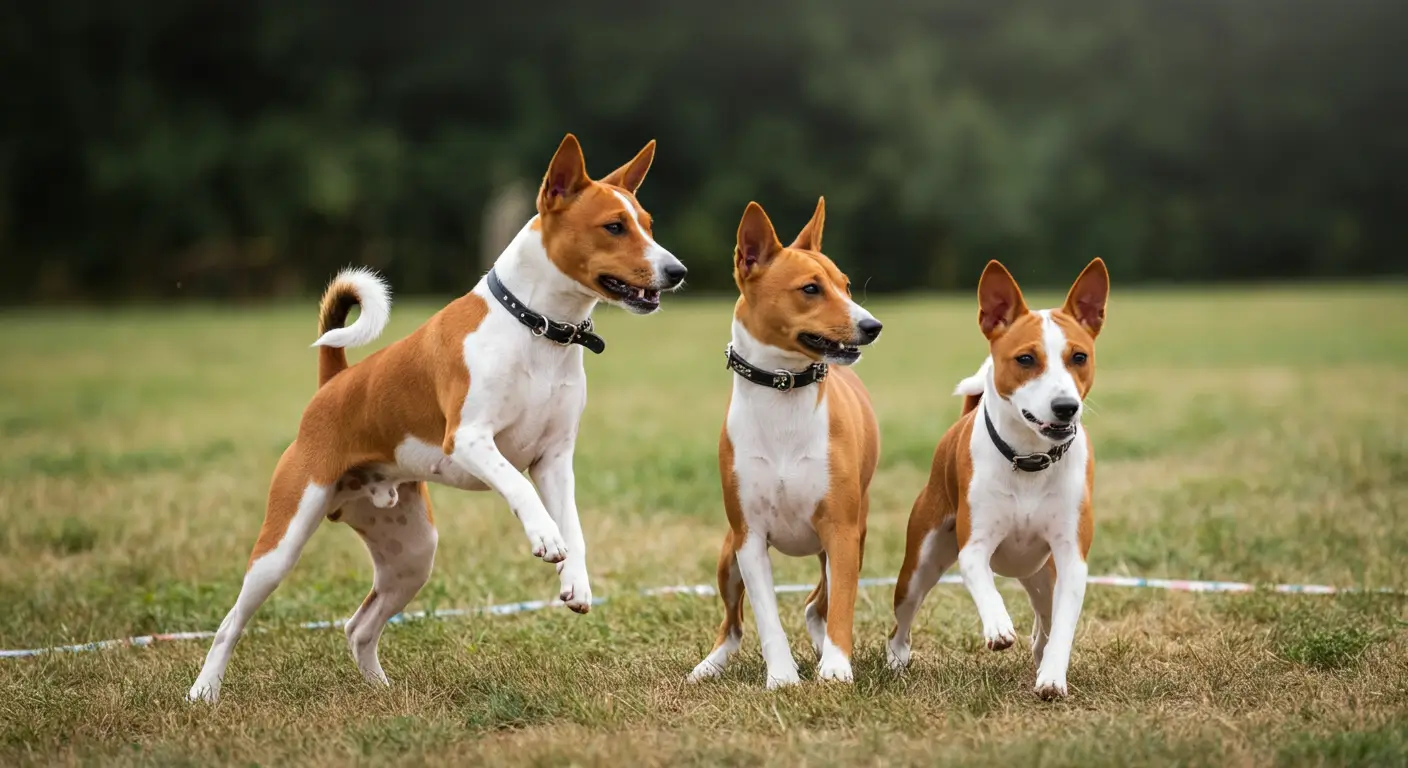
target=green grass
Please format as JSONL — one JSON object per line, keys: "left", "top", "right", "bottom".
{"left": 1, "top": 284, "right": 1407, "bottom": 766}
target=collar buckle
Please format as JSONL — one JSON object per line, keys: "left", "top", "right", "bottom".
{"left": 1011, "top": 453, "right": 1054, "bottom": 472}
{"left": 772, "top": 370, "right": 796, "bottom": 391}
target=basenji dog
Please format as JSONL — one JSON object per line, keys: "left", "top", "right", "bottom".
{"left": 887, "top": 258, "right": 1109, "bottom": 699}
{"left": 189, "top": 134, "right": 687, "bottom": 703}
{"left": 687, "top": 199, "right": 882, "bottom": 688}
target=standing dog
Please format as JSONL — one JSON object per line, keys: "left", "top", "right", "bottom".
{"left": 887, "top": 258, "right": 1109, "bottom": 699}
{"left": 688, "top": 199, "right": 882, "bottom": 688}
{"left": 189, "top": 134, "right": 686, "bottom": 702}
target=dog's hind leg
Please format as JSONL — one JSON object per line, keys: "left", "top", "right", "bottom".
{"left": 888, "top": 513, "right": 959, "bottom": 671}
{"left": 687, "top": 529, "right": 746, "bottom": 682}
{"left": 803, "top": 552, "right": 829, "bottom": 659}
{"left": 340, "top": 482, "right": 438, "bottom": 685}
{"left": 1019, "top": 557, "right": 1056, "bottom": 667}
{"left": 189, "top": 447, "right": 332, "bottom": 703}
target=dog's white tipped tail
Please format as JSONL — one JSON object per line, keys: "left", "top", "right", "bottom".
{"left": 312, "top": 267, "right": 391, "bottom": 387}
{"left": 312, "top": 267, "right": 392, "bottom": 349}
{"left": 953, "top": 356, "right": 991, "bottom": 397}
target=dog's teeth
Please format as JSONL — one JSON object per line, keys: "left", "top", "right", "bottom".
{"left": 637, "top": 287, "right": 646, "bottom": 299}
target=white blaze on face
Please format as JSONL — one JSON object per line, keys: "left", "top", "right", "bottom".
{"left": 848, "top": 298, "right": 876, "bottom": 334}
{"left": 1010, "top": 310, "right": 1083, "bottom": 424}
{"left": 611, "top": 189, "right": 683, "bottom": 287}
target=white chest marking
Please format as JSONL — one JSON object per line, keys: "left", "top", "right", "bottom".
{"left": 965, "top": 312, "right": 1090, "bottom": 578}
{"left": 726, "top": 357, "right": 831, "bottom": 556}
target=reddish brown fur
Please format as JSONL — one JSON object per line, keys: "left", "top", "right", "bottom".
{"left": 536, "top": 135, "right": 662, "bottom": 297}
{"left": 731, "top": 200, "right": 858, "bottom": 362}
{"left": 893, "top": 258, "right": 1108, "bottom": 611}
{"left": 246, "top": 134, "right": 654, "bottom": 566}
{"left": 704, "top": 199, "right": 880, "bottom": 661}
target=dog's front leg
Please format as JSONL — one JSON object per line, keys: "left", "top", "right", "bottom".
{"left": 447, "top": 430, "right": 567, "bottom": 563}
{"left": 530, "top": 445, "right": 591, "bottom": 613}
{"left": 957, "top": 523, "right": 1016, "bottom": 651}
{"left": 1033, "top": 537, "right": 1088, "bottom": 699}
{"left": 735, "top": 532, "right": 800, "bottom": 688}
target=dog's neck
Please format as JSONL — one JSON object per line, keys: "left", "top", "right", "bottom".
{"left": 982, "top": 373, "right": 1069, "bottom": 456}
{"left": 730, "top": 318, "right": 820, "bottom": 377}
{"left": 490, "top": 216, "right": 599, "bottom": 325}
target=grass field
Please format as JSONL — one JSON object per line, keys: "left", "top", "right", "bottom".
{"left": 2, "top": 285, "right": 1407, "bottom": 766}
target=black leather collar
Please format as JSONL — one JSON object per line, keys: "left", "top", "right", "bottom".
{"left": 983, "top": 406, "right": 1076, "bottom": 472}
{"left": 725, "top": 344, "right": 828, "bottom": 391}
{"left": 486, "top": 268, "right": 606, "bottom": 354}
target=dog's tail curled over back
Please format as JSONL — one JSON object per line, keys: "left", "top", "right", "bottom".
{"left": 953, "top": 356, "right": 990, "bottom": 416}
{"left": 311, "top": 267, "right": 392, "bottom": 387}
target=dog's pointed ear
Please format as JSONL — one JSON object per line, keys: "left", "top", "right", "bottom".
{"left": 538, "top": 134, "right": 592, "bottom": 213}
{"left": 735, "top": 202, "right": 783, "bottom": 278}
{"left": 1063, "top": 258, "right": 1109, "bottom": 337}
{"left": 790, "top": 196, "right": 826, "bottom": 251}
{"left": 600, "top": 140, "right": 655, "bottom": 194}
{"left": 977, "top": 260, "right": 1028, "bottom": 340}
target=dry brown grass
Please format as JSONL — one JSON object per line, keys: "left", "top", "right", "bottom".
{"left": 1, "top": 285, "right": 1406, "bottom": 766}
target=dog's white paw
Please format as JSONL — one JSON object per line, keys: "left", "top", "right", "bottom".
{"left": 187, "top": 681, "right": 219, "bottom": 704}
{"left": 817, "top": 653, "right": 854, "bottom": 683}
{"left": 983, "top": 614, "right": 1017, "bottom": 651}
{"left": 765, "top": 667, "right": 802, "bottom": 690}
{"left": 687, "top": 659, "right": 724, "bottom": 683}
{"left": 524, "top": 523, "right": 568, "bottom": 563}
{"left": 1034, "top": 672, "right": 1068, "bottom": 700}
{"left": 886, "top": 637, "right": 912, "bottom": 672}
{"left": 558, "top": 573, "right": 592, "bottom": 614}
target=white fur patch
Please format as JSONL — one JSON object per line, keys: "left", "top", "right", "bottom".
{"left": 311, "top": 267, "right": 392, "bottom": 349}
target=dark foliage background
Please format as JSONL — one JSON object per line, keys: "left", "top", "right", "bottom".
{"left": 1, "top": 0, "right": 1405, "bottom": 303}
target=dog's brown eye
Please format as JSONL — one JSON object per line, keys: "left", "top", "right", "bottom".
{"left": 1071, "top": 352, "right": 1088, "bottom": 365}
{"left": 1016, "top": 354, "right": 1036, "bottom": 367}
{"left": 603, "top": 221, "right": 625, "bottom": 235}
{"left": 801, "top": 283, "right": 821, "bottom": 295}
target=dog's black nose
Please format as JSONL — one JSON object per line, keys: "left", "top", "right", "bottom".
{"left": 1050, "top": 397, "right": 1080, "bottom": 422}
{"left": 858, "top": 318, "right": 883, "bottom": 342}
{"left": 663, "top": 263, "right": 688, "bottom": 287}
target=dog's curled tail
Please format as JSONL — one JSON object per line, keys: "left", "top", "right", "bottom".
{"left": 311, "top": 267, "right": 392, "bottom": 387}
{"left": 953, "top": 356, "right": 990, "bottom": 416}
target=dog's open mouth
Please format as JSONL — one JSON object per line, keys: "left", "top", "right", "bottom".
{"left": 1023, "top": 409, "right": 1077, "bottom": 440}
{"left": 799, "top": 333, "right": 862, "bottom": 364}
{"left": 599, "top": 275, "right": 661, "bottom": 313}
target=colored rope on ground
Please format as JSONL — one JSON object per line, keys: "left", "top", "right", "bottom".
{"left": 2, "top": 574, "right": 1398, "bottom": 659}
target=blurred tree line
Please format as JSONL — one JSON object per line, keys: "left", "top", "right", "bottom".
{"left": 1, "top": 0, "right": 1404, "bottom": 303}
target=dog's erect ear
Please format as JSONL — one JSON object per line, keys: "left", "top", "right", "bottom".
{"left": 735, "top": 202, "right": 783, "bottom": 278}
{"left": 1063, "top": 258, "right": 1109, "bottom": 338}
{"left": 790, "top": 196, "right": 826, "bottom": 252}
{"left": 600, "top": 140, "right": 655, "bottom": 194}
{"left": 977, "top": 260, "right": 1029, "bottom": 340}
{"left": 538, "top": 134, "right": 592, "bottom": 213}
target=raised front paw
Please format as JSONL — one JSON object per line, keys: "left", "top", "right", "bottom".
{"left": 558, "top": 571, "right": 592, "bottom": 614}
{"left": 983, "top": 614, "right": 1017, "bottom": 651}
{"left": 524, "top": 522, "right": 568, "bottom": 563}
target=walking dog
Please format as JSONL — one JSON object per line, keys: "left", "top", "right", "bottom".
{"left": 887, "top": 258, "right": 1109, "bottom": 699}
{"left": 687, "top": 199, "right": 882, "bottom": 688}
{"left": 189, "top": 134, "right": 687, "bottom": 702}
